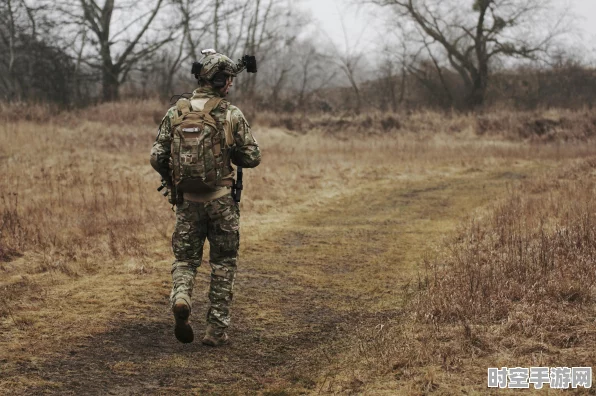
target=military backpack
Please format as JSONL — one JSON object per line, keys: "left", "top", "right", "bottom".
{"left": 169, "top": 97, "right": 234, "bottom": 193}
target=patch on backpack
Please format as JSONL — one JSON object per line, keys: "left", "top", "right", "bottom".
{"left": 181, "top": 154, "right": 197, "bottom": 164}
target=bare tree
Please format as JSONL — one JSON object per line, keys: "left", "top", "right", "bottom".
{"left": 404, "top": 33, "right": 458, "bottom": 107}
{"left": 259, "top": 4, "right": 310, "bottom": 107}
{"left": 65, "top": 0, "right": 171, "bottom": 101}
{"left": 376, "top": 28, "right": 414, "bottom": 112}
{"left": 292, "top": 42, "right": 336, "bottom": 111}
{"left": 143, "top": 34, "right": 186, "bottom": 99}
{"left": 1, "top": 0, "right": 20, "bottom": 98}
{"left": 172, "top": 0, "right": 216, "bottom": 62}
{"left": 372, "top": 0, "right": 569, "bottom": 108}
{"left": 238, "top": 0, "right": 275, "bottom": 99}
{"left": 270, "top": 52, "right": 294, "bottom": 105}
{"left": 323, "top": 5, "right": 368, "bottom": 114}
{"left": 0, "top": 0, "right": 73, "bottom": 102}
{"left": 141, "top": 0, "right": 312, "bottom": 104}
{"left": 336, "top": 51, "right": 364, "bottom": 114}
{"left": 0, "top": 0, "right": 39, "bottom": 99}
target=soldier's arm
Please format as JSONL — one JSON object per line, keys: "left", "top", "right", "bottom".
{"left": 150, "top": 108, "right": 175, "bottom": 182}
{"left": 229, "top": 106, "right": 261, "bottom": 168}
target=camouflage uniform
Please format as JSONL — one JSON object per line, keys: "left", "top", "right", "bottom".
{"left": 150, "top": 86, "right": 261, "bottom": 332}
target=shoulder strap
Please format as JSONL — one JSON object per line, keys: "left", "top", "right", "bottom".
{"left": 200, "top": 97, "right": 223, "bottom": 126}
{"left": 176, "top": 98, "right": 191, "bottom": 115}
{"left": 224, "top": 108, "right": 234, "bottom": 147}
{"left": 202, "top": 97, "right": 223, "bottom": 114}
{"left": 189, "top": 98, "right": 208, "bottom": 111}
{"left": 171, "top": 99, "right": 191, "bottom": 127}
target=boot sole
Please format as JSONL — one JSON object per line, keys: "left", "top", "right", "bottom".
{"left": 202, "top": 334, "right": 229, "bottom": 347}
{"left": 173, "top": 303, "right": 194, "bottom": 344}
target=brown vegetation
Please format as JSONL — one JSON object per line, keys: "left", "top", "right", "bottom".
{"left": 419, "top": 158, "right": 596, "bottom": 332}
{"left": 1, "top": 102, "right": 596, "bottom": 394}
{"left": 257, "top": 106, "right": 596, "bottom": 144}
{"left": 312, "top": 161, "right": 596, "bottom": 394}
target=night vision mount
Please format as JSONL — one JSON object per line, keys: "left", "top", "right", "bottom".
{"left": 191, "top": 61, "right": 202, "bottom": 77}
{"left": 237, "top": 55, "right": 257, "bottom": 74}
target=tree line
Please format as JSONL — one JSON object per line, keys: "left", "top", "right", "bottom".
{"left": 1, "top": 0, "right": 594, "bottom": 111}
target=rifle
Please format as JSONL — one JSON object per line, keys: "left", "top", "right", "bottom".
{"left": 157, "top": 178, "right": 181, "bottom": 208}
{"left": 157, "top": 179, "right": 169, "bottom": 197}
{"left": 232, "top": 167, "right": 243, "bottom": 203}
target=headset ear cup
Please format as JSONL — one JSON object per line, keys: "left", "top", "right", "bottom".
{"left": 212, "top": 72, "right": 227, "bottom": 88}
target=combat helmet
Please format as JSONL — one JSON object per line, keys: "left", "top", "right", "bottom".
{"left": 192, "top": 49, "right": 257, "bottom": 87}
{"left": 192, "top": 49, "right": 237, "bottom": 87}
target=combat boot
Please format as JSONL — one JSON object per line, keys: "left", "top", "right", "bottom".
{"left": 172, "top": 299, "right": 194, "bottom": 343}
{"left": 202, "top": 324, "right": 229, "bottom": 347}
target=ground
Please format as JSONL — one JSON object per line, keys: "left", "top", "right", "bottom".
{"left": 0, "top": 104, "right": 594, "bottom": 394}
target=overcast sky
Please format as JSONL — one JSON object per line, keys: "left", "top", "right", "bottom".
{"left": 301, "top": 0, "right": 596, "bottom": 61}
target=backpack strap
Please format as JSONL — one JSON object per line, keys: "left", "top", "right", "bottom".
{"left": 202, "top": 97, "right": 223, "bottom": 112}
{"left": 224, "top": 108, "right": 234, "bottom": 147}
{"left": 176, "top": 98, "right": 191, "bottom": 115}
{"left": 217, "top": 105, "right": 235, "bottom": 187}
{"left": 202, "top": 97, "right": 223, "bottom": 125}
{"left": 199, "top": 97, "right": 228, "bottom": 176}
{"left": 172, "top": 98, "right": 191, "bottom": 127}
{"left": 189, "top": 98, "right": 208, "bottom": 111}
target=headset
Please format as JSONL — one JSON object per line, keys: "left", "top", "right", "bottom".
{"left": 212, "top": 67, "right": 229, "bottom": 88}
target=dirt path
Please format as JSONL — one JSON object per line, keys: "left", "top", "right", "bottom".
{"left": 1, "top": 167, "right": 531, "bottom": 395}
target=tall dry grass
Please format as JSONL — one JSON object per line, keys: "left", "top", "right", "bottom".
{"left": 0, "top": 99, "right": 165, "bottom": 125}
{"left": 0, "top": 103, "right": 169, "bottom": 274}
{"left": 417, "top": 159, "right": 596, "bottom": 346}
{"left": 257, "top": 107, "right": 596, "bottom": 142}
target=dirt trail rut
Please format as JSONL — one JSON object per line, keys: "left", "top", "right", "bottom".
{"left": 5, "top": 169, "right": 522, "bottom": 395}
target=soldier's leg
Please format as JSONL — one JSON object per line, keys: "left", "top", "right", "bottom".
{"left": 204, "top": 195, "right": 239, "bottom": 341}
{"left": 170, "top": 200, "right": 207, "bottom": 312}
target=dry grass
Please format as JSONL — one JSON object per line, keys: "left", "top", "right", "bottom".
{"left": 316, "top": 159, "right": 596, "bottom": 394}
{"left": 256, "top": 107, "right": 596, "bottom": 143}
{"left": 1, "top": 100, "right": 596, "bottom": 394}
{"left": 475, "top": 108, "right": 596, "bottom": 141}
{"left": 0, "top": 99, "right": 165, "bottom": 125}
{"left": 406, "top": 159, "right": 596, "bottom": 390}
{"left": 420, "top": 160, "right": 596, "bottom": 327}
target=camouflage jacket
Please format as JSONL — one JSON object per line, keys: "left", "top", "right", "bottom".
{"left": 150, "top": 86, "right": 261, "bottom": 190}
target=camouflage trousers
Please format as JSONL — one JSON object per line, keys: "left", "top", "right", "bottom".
{"left": 170, "top": 194, "right": 239, "bottom": 329}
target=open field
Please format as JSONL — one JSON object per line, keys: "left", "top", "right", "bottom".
{"left": 1, "top": 102, "right": 595, "bottom": 394}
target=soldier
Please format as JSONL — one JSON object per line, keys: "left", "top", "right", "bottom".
{"left": 150, "top": 50, "right": 261, "bottom": 346}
